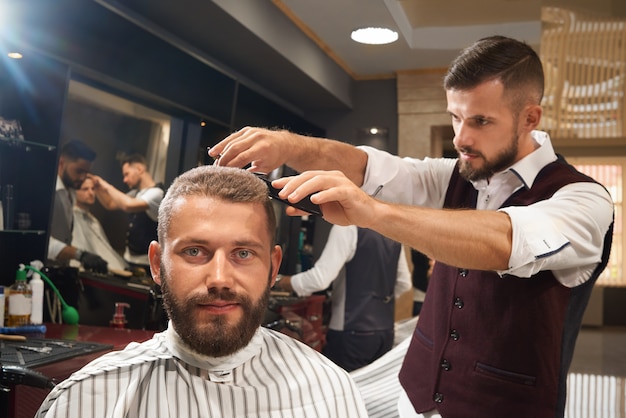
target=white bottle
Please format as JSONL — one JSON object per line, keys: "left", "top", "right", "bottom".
{"left": 0, "top": 285, "right": 5, "bottom": 327}
{"left": 29, "top": 260, "right": 45, "bottom": 324}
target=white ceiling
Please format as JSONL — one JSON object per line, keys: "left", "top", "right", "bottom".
{"left": 277, "top": 0, "right": 543, "bottom": 78}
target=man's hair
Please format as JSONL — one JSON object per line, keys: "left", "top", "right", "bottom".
{"left": 60, "top": 140, "right": 96, "bottom": 162}
{"left": 121, "top": 153, "right": 147, "bottom": 167}
{"left": 443, "top": 35, "right": 545, "bottom": 112}
{"left": 157, "top": 165, "right": 277, "bottom": 244}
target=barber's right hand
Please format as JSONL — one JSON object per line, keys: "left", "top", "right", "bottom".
{"left": 209, "top": 126, "right": 292, "bottom": 173}
{"left": 80, "top": 251, "right": 108, "bottom": 274}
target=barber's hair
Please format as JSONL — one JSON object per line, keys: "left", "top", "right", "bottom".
{"left": 121, "top": 153, "right": 147, "bottom": 167}
{"left": 60, "top": 140, "right": 96, "bottom": 162}
{"left": 157, "top": 165, "right": 277, "bottom": 244}
{"left": 444, "top": 35, "right": 544, "bottom": 111}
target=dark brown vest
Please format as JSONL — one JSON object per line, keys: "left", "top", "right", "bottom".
{"left": 398, "top": 157, "right": 613, "bottom": 418}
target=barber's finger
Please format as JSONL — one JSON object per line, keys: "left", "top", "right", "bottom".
{"left": 208, "top": 128, "right": 245, "bottom": 158}
{"left": 209, "top": 127, "right": 256, "bottom": 166}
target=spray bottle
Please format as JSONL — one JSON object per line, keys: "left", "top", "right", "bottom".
{"left": 0, "top": 286, "right": 5, "bottom": 327}
{"left": 29, "top": 260, "right": 45, "bottom": 324}
{"left": 7, "top": 265, "right": 32, "bottom": 327}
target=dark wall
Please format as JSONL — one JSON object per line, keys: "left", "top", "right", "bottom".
{"left": 313, "top": 79, "right": 398, "bottom": 152}
{"left": 307, "top": 78, "right": 398, "bottom": 261}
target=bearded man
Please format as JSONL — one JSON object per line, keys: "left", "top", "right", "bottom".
{"left": 37, "top": 165, "right": 367, "bottom": 418}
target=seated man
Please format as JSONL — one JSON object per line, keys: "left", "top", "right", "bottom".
{"left": 36, "top": 165, "right": 367, "bottom": 418}
{"left": 72, "top": 178, "right": 129, "bottom": 272}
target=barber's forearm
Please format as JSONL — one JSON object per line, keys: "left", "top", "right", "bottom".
{"left": 96, "top": 185, "right": 143, "bottom": 212}
{"left": 286, "top": 132, "right": 368, "bottom": 187}
{"left": 369, "top": 201, "right": 512, "bottom": 271}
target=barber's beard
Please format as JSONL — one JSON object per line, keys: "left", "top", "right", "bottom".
{"left": 160, "top": 265, "right": 271, "bottom": 357}
{"left": 457, "top": 131, "right": 519, "bottom": 182}
{"left": 61, "top": 169, "right": 82, "bottom": 190}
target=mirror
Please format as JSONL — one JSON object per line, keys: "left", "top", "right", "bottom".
{"left": 59, "top": 79, "right": 172, "bottom": 254}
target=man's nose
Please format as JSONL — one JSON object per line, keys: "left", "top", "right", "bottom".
{"left": 452, "top": 123, "right": 471, "bottom": 149}
{"left": 205, "top": 252, "right": 236, "bottom": 288}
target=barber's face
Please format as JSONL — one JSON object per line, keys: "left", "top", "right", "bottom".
{"left": 60, "top": 157, "right": 92, "bottom": 190}
{"left": 448, "top": 79, "right": 521, "bottom": 182}
{"left": 122, "top": 162, "right": 142, "bottom": 189}
{"left": 149, "top": 196, "right": 282, "bottom": 357}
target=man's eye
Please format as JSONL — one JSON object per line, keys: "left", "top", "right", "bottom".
{"left": 184, "top": 248, "right": 201, "bottom": 257}
{"left": 236, "top": 249, "right": 251, "bottom": 259}
{"left": 476, "top": 118, "right": 489, "bottom": 126}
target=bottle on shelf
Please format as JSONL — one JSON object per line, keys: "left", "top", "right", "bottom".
{"left": 7, "top": 265, "right": 32, "bottom": 327}
{"left": 110, "top": 302, "right": 130, "bottom": 329}
{"left": 0, "top": 286, "right": 5, "bottom": 327}
{"left": 29, "top": 260, "right": 45, "bottom": 325}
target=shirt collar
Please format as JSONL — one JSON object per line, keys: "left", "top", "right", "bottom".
{"left": 165, "top": 321, "right": 263, "bottom": 377}
{"left": 55, "top": 175, "right": 65, "bottom": 192}
{"left": 470, "top": 130, "right": 558, "bottom": 191}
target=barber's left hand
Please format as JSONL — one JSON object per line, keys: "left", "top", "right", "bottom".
{"left": 272, "top": 170, "right": 378, "bottom": 228}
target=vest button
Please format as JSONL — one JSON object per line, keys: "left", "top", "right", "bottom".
{"left": 450, "top": 329, "right": 460, "bottom": 340}
{"left": 458, "top": 268, "right": 468, "bottom": 277}
{"left": 440, "top": 359, "right": 451, "bottom": 371}
{"left": 433, "top": 392, "right": 444, "bottom": 403}
{"left": 454, "top": 297, "right": 464, "bottom": 309}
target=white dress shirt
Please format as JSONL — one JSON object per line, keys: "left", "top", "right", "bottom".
{"left": 359, "top": 130, "right": 614, "bottom": 287}
{"left": 48, "top": 176, "right": 75, "bottom": 260}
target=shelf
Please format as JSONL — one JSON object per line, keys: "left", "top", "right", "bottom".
{"left": 0, "top": 136, "right": 56, "bottom": 151}
{"left": 0, "top": 229, "right": 47, "bottom": 236}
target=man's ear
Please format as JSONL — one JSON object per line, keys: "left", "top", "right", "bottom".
{"left": 148, "top": 240, "right": 162, "bottom": 285}
{"left": 523, "top": 104, "right": 542, "bottom": 131}
{"left": 270, "top": 244, "right": 283, "bottom": 287}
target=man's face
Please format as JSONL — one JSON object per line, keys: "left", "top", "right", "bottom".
{"left": 149, "top": 195, "right": 282, "bottom": 357}
{"left": 447, "top": 79, "right": 522, "bottom": 182}
{"left": 76, "top": 178, "right": 96, "bottom": 206}
{"left": 60, "top": 157, "right": 92, "bottom": 190}
{"left": 122, "top": 162, "right": 142, "bottom": 189}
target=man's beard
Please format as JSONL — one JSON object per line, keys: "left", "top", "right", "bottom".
{"left": 61, "top": 169, "right": 82, "bottom": 190}
{"left": 159, "top": 265, "right": 271, "bottom": 357}
{"left": 457, "top": 131, "right": 519, "bottom": 182}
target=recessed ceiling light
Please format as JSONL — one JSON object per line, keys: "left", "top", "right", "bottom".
{"left": 7, "top": 52, "right": 23, "bottom": 59}
{"left": 351, "top": 27, "right": 398, "bottom": 45}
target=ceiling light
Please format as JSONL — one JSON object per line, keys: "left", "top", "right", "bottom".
{"left": 7, "top": 52, "right": 23, "bottom": 59}
{"left": 351, "top": 27, "right": 398, "bottom": 45}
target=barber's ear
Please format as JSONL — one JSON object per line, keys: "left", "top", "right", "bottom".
{"left": 524, "top": 104, "right": 542, "bottom": 131}
{"left": 148, "top": 241, "right": 162, "bottom": 285}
